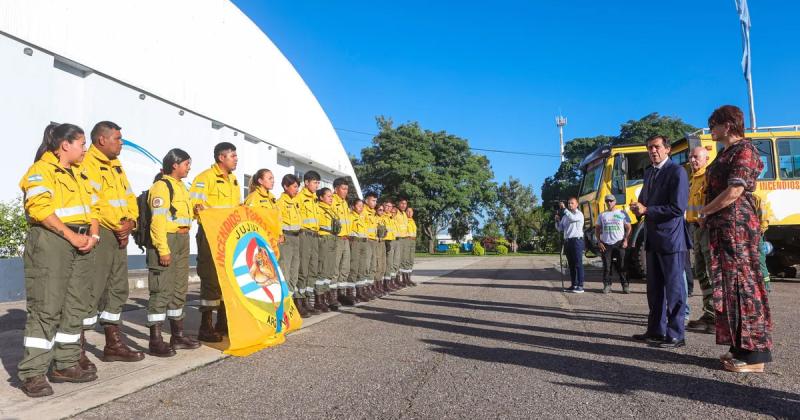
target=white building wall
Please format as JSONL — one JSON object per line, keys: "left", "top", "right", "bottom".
{"left": 0, "top": 32, "right": 354, "bottom": 255}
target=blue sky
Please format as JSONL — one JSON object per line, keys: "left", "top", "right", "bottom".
{"left": 232, "top": 0, "right": 800, "bottom": 199}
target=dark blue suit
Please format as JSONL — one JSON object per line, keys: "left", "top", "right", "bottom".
{"left": 639, "top": 159, "right": 692, "bottom": 340}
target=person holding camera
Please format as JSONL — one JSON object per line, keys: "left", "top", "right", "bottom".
{"left": 595, "top": 194, "right": 631, "bottom": 294}
{"left": 555, "top": 197, "right": 585, "bottom": 293}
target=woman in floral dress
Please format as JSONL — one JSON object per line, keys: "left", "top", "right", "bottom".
{"left": 700, "top": 105, "right": 772, "bottom": 372}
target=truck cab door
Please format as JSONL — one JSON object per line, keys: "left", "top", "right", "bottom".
{"left": 611, "top": 154, "right": 628, "bottom": 205}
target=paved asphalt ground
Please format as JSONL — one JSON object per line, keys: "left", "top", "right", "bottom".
{"left": 71, "top": 256, "right": 800, "bottom": 419}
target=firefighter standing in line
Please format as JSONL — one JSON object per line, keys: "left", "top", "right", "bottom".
{"left": 317, "top": 187, "right": 340, "bottom": 310}
{"left": 81, "top": 121, "right": 144, "bottom": 369}
{"left": 190, "top": 142, "right": 241, "bottom": 342}
{"left": 396, "top": 198, "right": 414, "bottom": 287}
{"left": 331, "top": 178, "right": 354, "bottom": 306}
{"left": 19, "top": 123, "right": 100, "bottom": 397}
{"left": 277, "top": 175, "right": 307, "bottom": 317}
{"left": 382, "top": 200, "right": 401, "bottom": 291}
{"left": 297, "top": 171, "right": 323, "bottom": 315}
{"left": 348, "top": 199, "right": 368, "bottom": 301}
{"left": 373, "top": 204, "right": 389, "bottom": 292}
{"left": 146, "top": 148, "right": 200, "bottom": 356}
{"left": 361, "top": 193, "right": 378, "bottom": 300}
{"left": 405, "top": 207, "right": 418, "bottom": 285}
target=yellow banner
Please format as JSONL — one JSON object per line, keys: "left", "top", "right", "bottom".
{"left": 199, "top": 206, "right": 302, "bottom": 356}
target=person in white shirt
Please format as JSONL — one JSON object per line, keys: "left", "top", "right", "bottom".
{"left": 555, "top": 197, "right": 585, "bottom": 293}
{"left": 595, "top": 194, "right": 632, "bottom": 294}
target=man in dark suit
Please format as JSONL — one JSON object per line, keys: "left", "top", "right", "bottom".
{"left": 630, "top": 135, "right": 691, "bottom": 348}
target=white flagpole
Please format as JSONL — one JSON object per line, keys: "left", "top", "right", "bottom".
{"left": 736, "top": 0, "right": 757, "bottom": 129}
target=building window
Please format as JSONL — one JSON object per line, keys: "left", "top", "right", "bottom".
{"left": 243, "top": 174, "right": 252, "bottom": 197}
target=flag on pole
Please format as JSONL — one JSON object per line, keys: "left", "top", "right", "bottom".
{"left": 199, "top": 206, "right": 303, "bottom": 356}
{"left": 735, "top": 0, "right": 752, "bottom": 80}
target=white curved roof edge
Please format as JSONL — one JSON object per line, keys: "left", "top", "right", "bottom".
{"left": 0, "top": 0, "right": 360, "bottom": 190}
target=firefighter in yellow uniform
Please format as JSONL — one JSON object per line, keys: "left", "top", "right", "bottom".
{"left": 81, "top": 121, "right": 144, "bottom": 367}
{"left": 146, "top": 148, "right": 200, "bottom": 356}
{"left": 277, "top": 175, "right": 306, "bottom": 316}
{"left": 316, "top": 187, "right": 340, "bottom": 310}
{"left": 392, "top": 198, "right": 410, "bottom": 286}
{"left": 19, "top": 123, "right": 99, "bottom": 397}
{"left": 382, "top": 200, "right": 401, "bottom": 291}
{"left": 189, "top": 142, "right": 241, "bottom": 342}
{"left": 297, "top": 171, "right": 323, "bottom": 315}
{"left": 373, "top": 204, "right": 389, "bottom": 292}
{"left": 396, "top": 199, "right": 415, "bottom": 287}
{"left": 348, "top": 199, "right": 369, "bottom": 302}
{"left": 332, "top": 178, "right": 354, "bottom": 305}
{"left": 244, "top": 169, "right": 278, "bottom": 211}
{"left": 363, "top": 193, "right": 381, "bottom": 299}
{"left": 685, "top": 146, "right": 713, "bottom": 333}
{"left": 405, "top": 207, "right": 418, "bottom": 286}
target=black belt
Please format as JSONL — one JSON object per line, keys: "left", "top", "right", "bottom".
{"left": 351, "top": 237, "right": 367, "bottom": 242}
{"left": 66, "top": 224, "right": 90, "bottom": 234}
{"left": 283, "top": 230, "right": 300, "bottom": 236}
{"left": 300, "top": 229, "right": 319, "bottom": 237}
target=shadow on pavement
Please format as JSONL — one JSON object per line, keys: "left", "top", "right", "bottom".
{"left": 0, "top": 308, "right": 25, "bottom": 383}
{"left": 353, "top": 305, "right": 711, "bottom": 368}
{"left": 380, "top": 295, "right": 647, "bottom": 327}
{"left": 422, "top": 339, "right": 800, "bottom": 418}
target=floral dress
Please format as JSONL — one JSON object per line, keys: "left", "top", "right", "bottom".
{"left": 706, "top": 140, "right": 772, "bottom": 355}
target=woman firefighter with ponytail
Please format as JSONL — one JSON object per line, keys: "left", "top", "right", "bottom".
{"left": 18, "top": 123, "right": 100, "bottom": 398}
{"left": 145, "top": 148, "right": 200, "bottom": 357}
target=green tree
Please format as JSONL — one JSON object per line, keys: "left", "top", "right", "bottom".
{"left": 614, "top": 112, "right": 697, "bottom": 145}
{"left": 493, "top": 177, "right": 538, "bottom": 252}
{"left": 0, "top": 198, "right": 27, "bottom": 258}
{"left": 353, "top": 117, "right": 497, "bottom": 253}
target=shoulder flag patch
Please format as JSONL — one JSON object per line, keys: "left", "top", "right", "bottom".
{"left": 195, "top": 182, "right": 206, "bottom": 188}
{"left": 27, "top": 174, "right": 43, "bottom": 183}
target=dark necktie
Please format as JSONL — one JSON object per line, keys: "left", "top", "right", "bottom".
{"left": 647, "top": 167, "right": 660, "bottom": 198}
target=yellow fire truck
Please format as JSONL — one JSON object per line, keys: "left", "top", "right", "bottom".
{"left": 577, "top": 126, "right": 800, "bottom": 278}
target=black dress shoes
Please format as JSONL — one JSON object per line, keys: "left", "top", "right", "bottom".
{"left": 655, "top": 337, "right": 686, "bottom": 349}
{"left": 632, "top": 332, "right": 665, "bottom": 343}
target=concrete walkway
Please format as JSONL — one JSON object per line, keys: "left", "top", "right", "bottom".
{"left": 0, "top": 256, "right": 479, "bottom": 420}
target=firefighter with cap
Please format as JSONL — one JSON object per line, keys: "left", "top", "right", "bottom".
{"left": 190, "top": 142, "right": 241, "bottom": 342}
{"left": 80, "top": 121, "right": 145, "bottom": 369}
{"left": 146, "top": 148, "right": 200, "bottom": 356}
{"left": 18, "top": 123, "right": 100, "bottom": 397}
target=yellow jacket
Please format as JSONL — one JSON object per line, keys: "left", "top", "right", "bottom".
{"left": 244, "top": 186, "right": 278, "bottom": 211}
{"left": 754, "top": 194, "right": 771, "bottom": 233}
{"left": 278, "top": 193, "right": 301, "bottom": 232}
{"left": 408, "top": 217, "right": 417, "bottom": 238}
{"left": 394, "top": 211, "right": 409, "bottom": 237}
{"left": 190, "top": 163, "right": 241, "bottom": 214}
{"left": 686, "top": 166, "right": 707, "bottom": 223}
{"left": 83, "top": 145, "right": 138, "bottom": 230}
{"left": 382, "top": 214, "right": 397, "bottom": 241}
{"left": 363, "top": 206, "right": 378, "bottom": 240}
{"left": 332, "top": 194, "right": 351, "bottom": 237}
{"left": 298, "top": 187, "right": 319, "bottom": 231}
{"left": 149, "top": 175, "right": 192, "bottom": 256}
{"left": 350, "top": 210, "right": 366, "bottom": 238}
{"left": 318, "top": 202, "right": 338, "bottom": 236}
{"left": 20, "top": 151, "right": 97, "bottom": 225}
